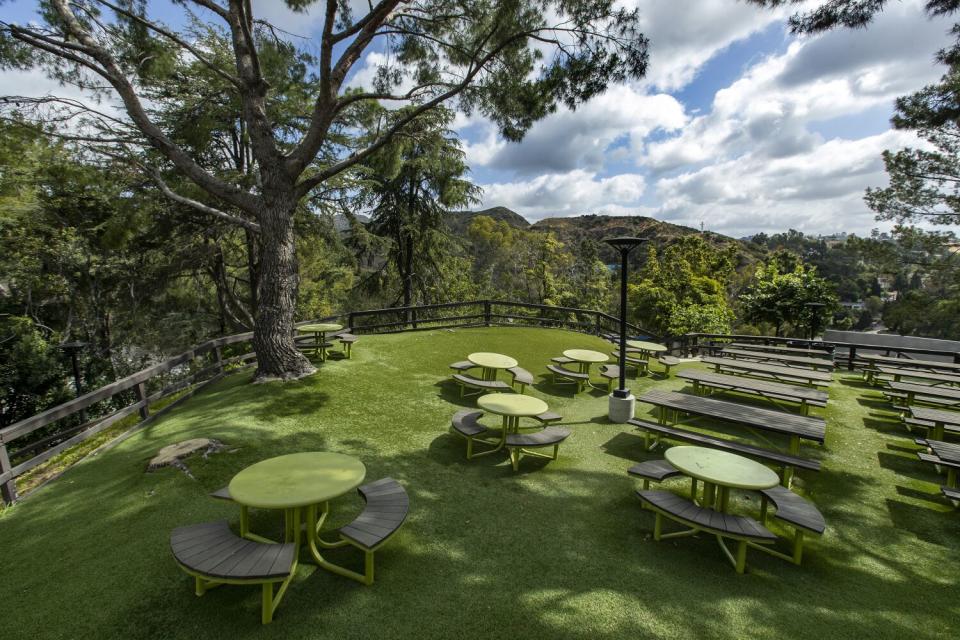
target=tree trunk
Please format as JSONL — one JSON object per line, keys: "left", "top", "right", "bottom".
{"left": 252, "top": 198, "right": 314, "bottom": 381}
{"left": 245, "top": 228, "right": 260, "bottom": 316}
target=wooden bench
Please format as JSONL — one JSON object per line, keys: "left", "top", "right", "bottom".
{"left": 338, "top": 478, "right": 410, "bottom": 585}
{"left": 941, "top": 486, "right": 960, "bottom": 502}
{"left": 611, "top": 351, "right": 649, "bottom": 376}
{"left": 636, "top": 490, "right": 776, "bottom": 573}
{"left": 657, "top": 355, "right": 681, "bottom": 377}
{"left": 758, "top": 485, "right": 825, "bottom": 565}
{"left": 505, "top": 427, "right": 571, "bottom": 471}
{"left": 627, "top": 459, "right": 696, "bottom": 493}
{"left": 551, "top": 356, "right": 575, "bottom": 365}
{"left": 209, "top": 486, "right": 233, "bottom": 501}
{"left": 534, "top": 411, "right": 563, "bottom": 425}
{"left": 449, "top": 360, "right": 477, "bottom": 372}
{"left": 678, "top": 370, "right": 828, "bottom": 416}
{"left": 629, "top": 418, "right": 820, "bottom": 485}
{"left": 170, "top": 521, "right": 297, "bottom": 624}
{"left": 507, "top": 366, "right": 534, "bottom": 393}
{"left": 599, "top": 364, "right": 620, "bottom": 392}
{"left": 338, "top": 333, "right": 358, "bottom": 358}
{"left": 451, "top": 409, "right": 491, "bottom": 458}
{"left": 546, "top": 364, "right": 590, "bottom": 392}
{"left": 451, "top": 373, "right": 512, "bottom": 397}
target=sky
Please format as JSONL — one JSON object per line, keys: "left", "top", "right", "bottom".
{"left": 2, "top": 0, "right": 957, "bottom": 238}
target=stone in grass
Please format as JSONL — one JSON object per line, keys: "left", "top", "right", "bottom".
{"left": 148, "top": 438, "right": 226, "bottom": 479}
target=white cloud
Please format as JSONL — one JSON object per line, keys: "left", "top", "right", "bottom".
{"left": 628, "top": 0, "right": 793, "bottom": 91}
{"left": 466, "top": 86, "right": 687, "bottom": 174}
{"left": 479, "top": 170, "right": 647, "bottom": 220}
{"left": 652, "top": 130, "right": 921, "bottom": 236}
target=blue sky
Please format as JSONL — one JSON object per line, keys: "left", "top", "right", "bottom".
{"left": 2, "top": 0, "right": 956, "bottom": 237}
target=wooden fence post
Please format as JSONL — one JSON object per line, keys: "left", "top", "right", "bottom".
{"left": 214, "top": 345, "right": 224, "bottom": 373}
{"left": 484, "top": 300, "right": 491, "bottom": 326}
{"left": 134, "top": 382, "right": 150, "bottom": 421}
{"left": 848, "top": 347, "right": 857, "bottom": 371}
{"left": 0, "top": 444, "right": 17, "bottom": 505}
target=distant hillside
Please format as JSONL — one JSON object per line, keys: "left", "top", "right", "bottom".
{"left": 530, "top": 214, "right": 762, "bottom": 266}
{"left": 333, "top": 212, "right": 370, "bottom": 232}
{"left": 444, "top": 206, "right": 531, "bottom": 234}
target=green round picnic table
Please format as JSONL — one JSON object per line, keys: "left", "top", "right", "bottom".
{"left": 665, "top": 446, "right": 778, "bottom": 512}
{"left": 627, "top": 339, "right": 667, "bottom": 353}
{"left": 563, "top": 348, "right": 609, "bottom": 377}
{"left": 468, "top": 352, "right": 518, "bottom": 381}
{"left": 228, "top": 451, "right": 371, "bottom": 584}
{"left": 475, "top": 393, "right": 548, "bottom": 456}
{"left": 297, "top": 323, "right": 343, "bottom": 361}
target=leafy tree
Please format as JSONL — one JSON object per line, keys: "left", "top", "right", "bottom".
{"left": 628, "top": 237, "right": 737, "bottom": 336}
{"left": 739, "top": 258, "right": 838, "bottom": 337}
{"left": 359, "top": 108, "right": 479, "bottom": 310}
{"left": 1, "top": 0, "right": 650, "bottom": 381}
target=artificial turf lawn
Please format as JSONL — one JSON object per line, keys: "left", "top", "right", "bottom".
{"left": 0, "top": 326, "right": 956, "bottom": 640}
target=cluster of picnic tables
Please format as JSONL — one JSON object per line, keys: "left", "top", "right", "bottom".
{"left": 862, "top": 353, "right": 960, "bottom": 501}
{"left": 628, "top": 343, "right": 834, "bottom": 572}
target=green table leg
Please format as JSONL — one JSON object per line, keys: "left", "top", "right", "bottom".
{"left": 933, "top": 422, "right": 945, "bottom": 442}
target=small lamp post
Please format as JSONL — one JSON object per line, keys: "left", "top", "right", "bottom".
{"left": 604, "top": 236, "right": 644, "bottom": 423}
{"left": 61, "top": 341, "right": 87, "bottom": 422}
{"left": 804, "top": 302, "right": 826, "bottom": 342}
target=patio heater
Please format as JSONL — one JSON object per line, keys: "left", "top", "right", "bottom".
{"left": 604, "top": 236, "right": 644, "bottom": 423}
{"left": 805, "top": 302, "right": 826, "bottom": 342}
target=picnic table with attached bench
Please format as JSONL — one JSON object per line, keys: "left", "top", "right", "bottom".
{"left": 172, "top": 452, "right": 409, "bottom": 623}
{"left": 729, "top": 343, "right": 833, "bottom": 358}
{"left": 702, "top": 356, "right": 833, "bottom": 387}
{"left": 861, "top": 353, "right": 960, "bottom": 373}
{"left": 297, "top": 323, "right": 343, "bottom": 362}
{"left": 872, "top": 366, "right": 960, "bottom": 387}
{"left": 885, "top": 381, "right": 960, "bottom": 410}
{"left": 909, "top": 406, "right": 960, "bottom": 442}
{"left": 636, "top": 446, "right": 780, "bottom": 573}
{"left": 916, "top": 438, "right": 960, "bottom": 489}
{"left": 721, "top": 348, "right": 836, "bottom": 371}
{"left": 678, "top": 369, "right": 828, "bottom": 416}
{"left": 638, "top": 389, "right": 826, "bottom": 460}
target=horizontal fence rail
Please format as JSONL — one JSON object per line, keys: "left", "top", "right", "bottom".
{"left": 0, "top": 301, "right": 655, "bottom": 505}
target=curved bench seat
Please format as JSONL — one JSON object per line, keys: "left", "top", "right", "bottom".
{"left": 637, "top": 490, "right": 775, "bottom": 574}
{"left": 170, "top": 521, "right": 296, "bottom": 624}
{"left": 757, "top": 485, "right": 826, "bottom": 565}
{"left": 450, "top": 409, "right": 492, "bottom": 458}
{"left": 504, "top": 427, "right": 570, "bottom": 471}
{"left": 339, "top": 478, "right": 410, "bottom": 585}
{"left": 451, "top": 374, "right": 512, "bottom": 397}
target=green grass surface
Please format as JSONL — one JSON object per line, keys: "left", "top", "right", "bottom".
{"left": 0, "top": 327, "right": 957, "bottom": 639}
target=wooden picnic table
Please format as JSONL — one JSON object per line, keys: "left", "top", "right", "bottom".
{"left": 677, "top": 370, "right": 828, "bottom": 416}
{"left": 297, "top": 323, "right": 343, "bottom": 361}
{"left": 861, "top": 353, "right": 960, "bottom": 373}
{"left": 702, "top": 357, "right": 832, "bottom": 387}
{"left": 638, "top": 389, "right": 826, "bottom": 456}
{"left": 887, "top": 381, "right": 960, "bottom": 409}
{"left": 721, "top": 348, "right": 835, "bottom": 371}
{"left": 729, "top": 343, "right": 833, "bottom": 358}
{"left": 874, "top": 366, "right": 960, "bottom": 387}
{"left": 910, "top": 406, "right": 960, "bottom": 441}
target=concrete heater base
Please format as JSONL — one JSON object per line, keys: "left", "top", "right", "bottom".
{"left": 608, "top": 393, "right": 636, "bottom": 423}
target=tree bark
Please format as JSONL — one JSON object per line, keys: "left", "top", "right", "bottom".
{"left": 252, "top": 197, "right": 314, "bottom": 381}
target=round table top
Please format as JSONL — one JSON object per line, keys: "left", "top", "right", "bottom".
{"left": 298, "top": 323, "right": 343, "bottom": 333}
{"left": 664, "top": 446, "right": 779, "bottom": 490}
{"left": 627, "top": 340, "right": 667, "bottom": 353}
{"left": 228, "top": 452, "right": 366, "bottom": 509}
{"left": 477, "top": 392, "right": 548, "bottom": 417}
{"left": 468, "top": 352, "right": 518, "bottom": 369}
{"left": 563, "top": 349, "right": 609, "bottom": 364}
